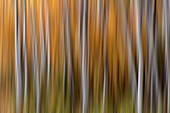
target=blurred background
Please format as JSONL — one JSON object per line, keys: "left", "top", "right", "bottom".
{"left": 0, "top": 0, "right": 170, "bottom": 113}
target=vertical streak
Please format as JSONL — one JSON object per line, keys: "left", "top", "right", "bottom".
{"left": 0, "top": 0, "right": 3, "bottom": 79}
{"left": 64, "top": 0, "right": 72, "bottom": 93}
{"left": 82, "top": 0, "right": 87, "bottom": 112}
{"left": 135, "top": 0, "right": 143, "bottom": 112}
{"left": 78, "top": 0, "right": 81, "bottom": 45}
{"left": 14, "top": 0, "right": 20, "bottom": 112}
{"left": 52, "top": 5, "right": 57, "bottom": 80}
{"left": 45, "top": 0, "right": 50, "bottom": 99}
{"left": 103, "top": 61, "right": 106, "bottom": 113}
{"left": 77, "top": 2, "right": 82, "bottom": 111}
{"left": 61, "top": 0, "right": 66, "bottom": 112}
{"left": 40, "top": 1, "right": 45, "bottom": 87}
{"left": 164, "top": 0, "right": 170, "bottom": 112}
{"left": 127, "top": 33, "right": 137, "bottom": 104}
{"left": 32, "top": 4, "right": 39, "bottom": 113}
{"left": 23, "top": 0, "right": 28, "bottom": 110}
{"left": 102, "top": 2, "right": 107, "bottom": 112}
{"left": 35, "top": 43, "right": 39, "bottom": 113}
{"left": 62, "top": 12, "right": 66, "bottom": 113}
{"left": 150, "top": 0, "right": 156, "bottom": 112}
{"left": 146, "top": 0, "right": 155, "bottom": 111}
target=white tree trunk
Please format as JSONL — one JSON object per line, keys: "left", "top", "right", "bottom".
{"left": 135, "top": 0, "right": 143, "bottom": 113}
{"left": 15, "top": 0, "right": 21, "bottom": 112}
{"left": 23, "top": 0, "right": 28, "bottom": 111}
{"left": 31, "top": 5, "right": 40, "bottom": 113}
{"left": 82, "top": 0, "right": 87, "bottom": 113}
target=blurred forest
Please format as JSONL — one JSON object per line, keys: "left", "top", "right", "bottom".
{"left": 0, "top": 0, "right": 170, "bottom": 113}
